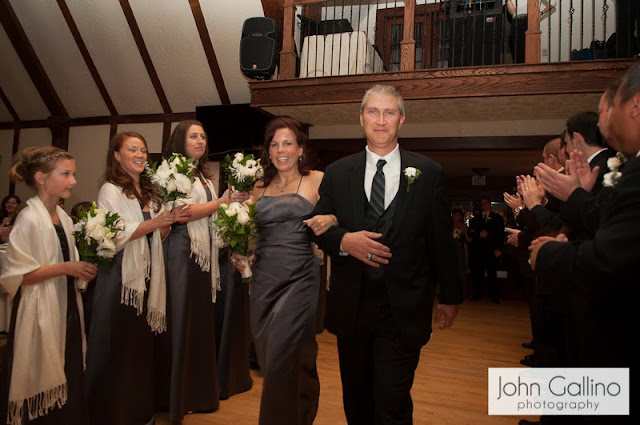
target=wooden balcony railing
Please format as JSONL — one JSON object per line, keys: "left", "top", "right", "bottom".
{"left": 276, "top": 0, "right": 633, "bottom": 80}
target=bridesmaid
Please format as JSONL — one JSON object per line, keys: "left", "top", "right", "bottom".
{"left": 159, "top": 120, "right": 245, "bottom": 422}
{"left": 231, "top": 117, "right": 337, "bottom": 425}
{"left": 85, "top": 132, "right": 185, "bottom": 425}
{"left": 0, "top": 147, "right": 97, "bottom": 425}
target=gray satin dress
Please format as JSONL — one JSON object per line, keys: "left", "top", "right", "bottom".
{"left": 251, "top": 184, "right": 320, "bottom": 425}
{"left": 156, "top": 187, "right": 219, "bottom": 421}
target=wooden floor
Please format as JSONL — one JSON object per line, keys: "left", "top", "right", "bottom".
{"left": 156, "top": 299, "right": 539, "bottom": 425}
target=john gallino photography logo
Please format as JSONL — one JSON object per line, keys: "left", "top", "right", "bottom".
{"left": 488, "top": 368, "right": 629, "bottom": 416}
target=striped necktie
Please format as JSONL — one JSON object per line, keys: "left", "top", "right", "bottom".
{"left": 370, "top": 159, "right": 386, "bottom": 216}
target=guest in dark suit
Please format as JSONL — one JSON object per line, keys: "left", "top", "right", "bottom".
{"left": 312, "top": 84, "right": 463, "bottom": 425}
{"left": 468, "top": 197, "right": 504, "bottom": 303}
{"left": 562, "top": 111, "right": 615, "bottom": 196}
{"left": 528, "top": 63, "right": 640, "bottom": 425}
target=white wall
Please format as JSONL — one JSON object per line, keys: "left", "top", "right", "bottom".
{"left": 541, "top": 0, "right": 617, "bottom": 62}
{"left": 67, "top": 125, "right": 110, "bottom": 210}
{"left": 14, "top": 128, "right": 52, "bottom": 200}
{"left": 116, "top": 122, "right": 164, "bottom": 153}
{"left": 0, "top": 130, "right": 14, "bottom": 196}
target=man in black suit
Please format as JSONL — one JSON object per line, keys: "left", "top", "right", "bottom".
{"left": 528, "top": 63, "right": 640, "bottom": 425}
{"left": 468, "top": 197, "right": 504, "bottom": 303}
{"left": 313, "top": 85, "right": 463, "bottom": 425}
{"left": 562, "top": 111, "right": 615, "bottom": 196}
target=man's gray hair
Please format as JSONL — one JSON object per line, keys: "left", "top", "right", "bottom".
{"left": 360, "top": 84, "right": 405, "bottom": 116}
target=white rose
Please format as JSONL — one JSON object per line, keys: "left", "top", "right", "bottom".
{"left": 603, "top": 172, "right": 615, "bottom": 187}
{"left": 225, "top": 208, "right": 237, "bottom": 217}
{"left": 93, "top": 210, "right": 107, "bottom": 226}
{"left": 166, "top": 179, "right": 177, "bottom": 193}
{"left": 97, "top": 239, "right": 116, "bottom": 258}
{"left": 155, "top": 161, "right": 172, "bottom": 180}
{"left": 85, "top": 215, "right": 99, "bottom": 232}
{"left": 171, "top": 156, "right": 182, "bottom": 167}
{"left": 607, "top": 157, "right": 621, "bottom": 171}
{"left": 236, "top": 207, "right": 250, "bottom": 225}
{"left": 234, "top": 153, "right": 244, "bottom": 161}
{"left": 246, "top": 159, "right": 257, "bottom": 167}
{"left": 404, "top": 167, "right": 417, "bottom": 177}
{"left": 174, "top": 173, "right": 192, "bottom": 194}
{"left": 88, "top": 225, "right": 106, "bottom": 241}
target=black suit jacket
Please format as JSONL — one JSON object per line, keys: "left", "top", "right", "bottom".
{"left": 468, "top": 211, "right": 504, "bottom": 254}
{"left": 536, "top": 155, "right": 640, "bottom": 367}
{"left": 313, "top": 149, "right": 463, "bottom": 349}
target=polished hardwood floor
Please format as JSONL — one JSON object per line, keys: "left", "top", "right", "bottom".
{"left": 156, "top": 298, "right": 539, "bottom": 425}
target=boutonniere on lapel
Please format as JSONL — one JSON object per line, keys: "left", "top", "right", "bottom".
{"left": 603, "top": 152, "right": 628, "bottom": 187}
{"left": 403, "top": 167, "right": 422, "bottom": 192}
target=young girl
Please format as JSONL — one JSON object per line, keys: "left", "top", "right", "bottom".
{"left": 0, "top": 147, "right": 97, "bottom": 425}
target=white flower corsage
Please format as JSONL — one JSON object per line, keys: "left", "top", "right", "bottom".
{"left": 404, "top": 167, "right": 422, "bottom": 192}
{"left": 603, "top": 152, "right": 628, "bottom": 188}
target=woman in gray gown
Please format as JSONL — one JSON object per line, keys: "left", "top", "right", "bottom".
{"left": 232, "top": 117, "right": 337, "bottom": 425}
{"left": 157, "top": 120, "right": 245, "bottom": 422}
{"left": 86, "top": 132, "right": 179, "bottom": 425}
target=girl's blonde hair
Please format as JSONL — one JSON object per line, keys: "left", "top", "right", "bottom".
{"left": 10, "top": 146, "right": 74, "bottom": 188}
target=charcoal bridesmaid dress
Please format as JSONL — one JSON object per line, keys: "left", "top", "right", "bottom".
{"left": 250, "top": 178, "right": 321, "bottom": 425}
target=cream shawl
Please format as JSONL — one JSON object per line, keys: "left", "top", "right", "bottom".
{"left": 178, "top": 177, "right": 221, "bottom": 302}
{"left": 0, "top": 196, "right": 86, "bottom": 425}
{"left": 97, "top": 182, "right": 166, "bottom": 333}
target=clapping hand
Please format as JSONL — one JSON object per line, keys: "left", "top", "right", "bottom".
{"left": 520, "top": 175, "right": 546, "bottom": 209}
{"left": 340, "top": 231, "right": 392, "bottom": 268}
{"left": 534, "top": 150, "right": 598, "bottom": 201}
{"left": 503, "top": 192, "right": 524, "bottom": 212}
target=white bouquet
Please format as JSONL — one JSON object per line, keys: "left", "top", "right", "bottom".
{"left": 145, "top": 153, "right": 196, "bottom": 209}
{"left": 222, "top": 152, "right": 264, "bottom": 193}
{"left": 73, "top": 202, "right": 123, "bottom": 291}
{"left": 214, "top": 201, "right": 257, "bottom": 283}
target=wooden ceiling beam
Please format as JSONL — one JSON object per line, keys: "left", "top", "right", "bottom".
{"left": 0, "top": 112, "right": 196, "bottom": 130}
{"left": 0, "top": 0, "right": 68, "bottom": 120}
{"left": 56, "top": 0, "right": 117, "bottom": 116}
{"left": 0, "top": 83, "right": 20, "bottom": 121}
{"left": 188, "top": 0, "right": 230, "bottom": 105}
{"left": 119, "top": 0, "right": 172, "bottom": 114}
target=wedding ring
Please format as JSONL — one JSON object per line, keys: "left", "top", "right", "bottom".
{"left": 367, "top": 253, "right": 373, "bottom": 261}
{"left": 231, "top": 258, "right": 238, "bottom": 264}
{"left": 314, "top": 227, "right": 318, "bottom": 232}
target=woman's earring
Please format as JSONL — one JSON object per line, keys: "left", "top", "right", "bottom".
{"left": 298, "top": 155, "right": 303, "bottom": 163}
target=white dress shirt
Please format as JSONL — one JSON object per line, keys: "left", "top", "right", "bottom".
{"left": 587, "top": 148, "right": 609, "bottom": 163}
{"left": 364, "top": 144, "right": 401, "bottom": 210}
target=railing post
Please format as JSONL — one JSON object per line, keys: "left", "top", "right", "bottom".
{"left": 525, "top": 0, "right": 542, "bottom": 63}
{"left": 400, "top": 0, "right": 416, "bottom": 71}
{"left": 280, "top": 0, "right": 297, "bottom": 79}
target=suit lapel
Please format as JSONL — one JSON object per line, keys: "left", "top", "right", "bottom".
{"left": 350, "top": 151, "right": 367, "bottom": 230}
{"left": 387, "top": 149, "right": 412, "bottom": 244}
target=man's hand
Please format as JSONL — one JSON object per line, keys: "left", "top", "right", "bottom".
{"left": 494, "top": 249, "right": 502, "bottom": 258}
{"left": 340, "top": 231, "right": 392, "bottom": 267}
{"left": 505, "top": 228, "right": 521, "bottom": 247}
{"left": 529, "top": 233, "right": 568, "bottom": 270}
{"left": 568, "top": 150, "right": 599, "bottom": 193}
{"left": 479, "top": 230, "right": 488, "bottom": 238}
{"left": 503, "top": 192, "right": 524, "bottom": 212}
{"left": 434, "top": 304, "right": 458, "bottom": 330}
{"left": 520, "top": 175, "right": 545, "bottom": 209}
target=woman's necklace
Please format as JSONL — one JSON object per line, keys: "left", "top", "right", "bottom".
{"left": 275, "top": 175, "right": 300, "bottom": 192}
